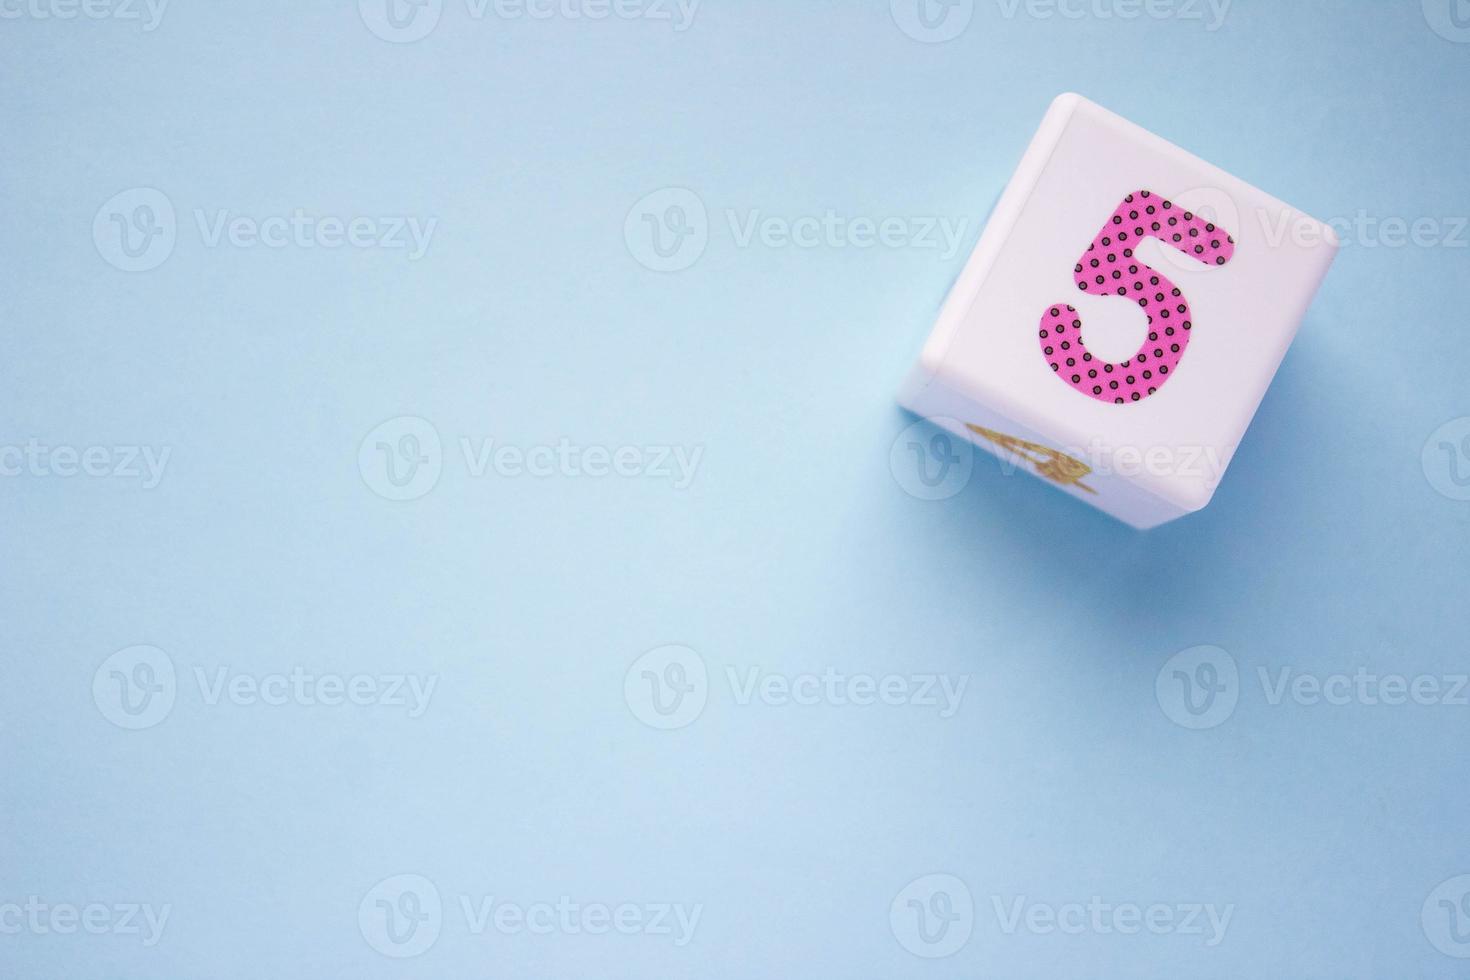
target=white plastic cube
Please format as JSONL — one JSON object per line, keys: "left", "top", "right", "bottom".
{"left": 899, "top": 93, "right": 1338, "bottom": 529}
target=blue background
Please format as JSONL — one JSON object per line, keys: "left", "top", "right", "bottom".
{"left": 3, "top": 1, "right": 1468, "bottom": 977}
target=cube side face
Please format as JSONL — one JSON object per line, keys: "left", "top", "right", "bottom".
{"left": 898, "top": 366, "right": 1188, "bottom": 529}
{"left": 904, "top": 93, "right": 1338, "bottom": 522}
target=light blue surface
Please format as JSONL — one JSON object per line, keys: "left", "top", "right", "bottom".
{"left": 3, "top": 2, "right": 1469, "bottom": 977}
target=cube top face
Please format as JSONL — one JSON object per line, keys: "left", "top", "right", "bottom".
{"left": 909, "top": 94, "right": 1338, "bottom": 517}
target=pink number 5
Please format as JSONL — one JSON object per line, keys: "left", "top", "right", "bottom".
{"left": 1038, "top": 190, "right": 1235, "bottom": 404}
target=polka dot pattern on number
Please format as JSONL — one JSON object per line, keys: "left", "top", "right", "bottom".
{"left": 1038, "top": 190, "right": 1236, "bottom": 404}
